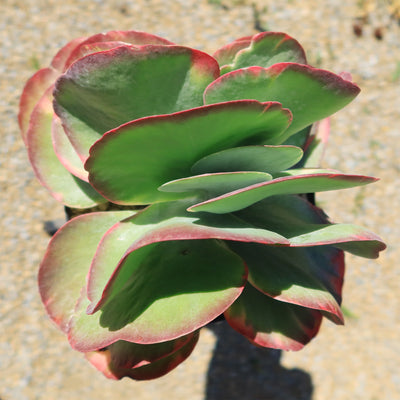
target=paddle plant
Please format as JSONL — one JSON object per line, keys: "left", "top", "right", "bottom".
{"left": 19, "top": 30, "right": 385, "bottom": 380}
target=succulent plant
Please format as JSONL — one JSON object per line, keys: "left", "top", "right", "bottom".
{"left": 20, "top": 30, "right": 385, "bottom": 380}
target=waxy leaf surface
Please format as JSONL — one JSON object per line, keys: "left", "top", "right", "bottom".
{"left": 63, "top": 30, "right": 174, "bottom": 68}
{"left": 86, "top": 101, "right": 292, "bottom": 204}
{"left": 159, "top": 172, "right": 272, "bottom": 195}
{"left": 204, "top": 64, "right": 360, "bottom": 140}
{"left": 214, "top": 32, "right": 306, "bottom": 75}
{"left": 54, "top": 45, "right": 220, "bottom": 159}
{"left": 229, "top": 242, "right": 344, "bottom": 323}
{"left": 52, "top": 116, "right": 88, "bottom": 181}
{"left": 191, "top": 145, "right": 303, "bottom": 175}
{"left": 39, "top": 211, "right": 134, "bottom": 332}
{"left": 236, "top": 195, "right": 386, "bottom": 259}
{"left": 86, "top": 199, "right": 288, "bottom": 313}
{"left": 225, "top": 283, "right": 322, "bottom": 351}
{"left": 69, "top": 239, "right": 246, "bottom": 350}
{"left": 19, "top": 67, "right": 58, "bottom": 142}
{"left": 26, "top": 87, "right": 106, "bottom": 208}
{"left": 189, "top": 172, "right": 377, "bottom": 214}
{"left": 222, "top": 32, "right": 307, "bottom": 74}
{"left": 85, "top": 331, "right": 199, "bottom": 380}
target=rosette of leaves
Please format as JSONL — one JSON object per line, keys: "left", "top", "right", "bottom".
{"left": 20, "top": 30, "right": 386, "bottom": 380}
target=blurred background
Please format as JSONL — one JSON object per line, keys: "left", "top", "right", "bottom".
{"left": 1, "top": 1, "right": 399, "bottom": 399}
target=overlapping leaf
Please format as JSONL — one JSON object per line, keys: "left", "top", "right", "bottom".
{"left": 69, "top": 239, "right": 247, "bottom": 351}
{"left": 39, "top": 211, "right": 134, "bottom": 332}
{"left": 225, "top": 283, "right": 323, "bottom": 351}
{"left": 54, "top": 45, "right": 220, "bottom": 159}
{"left": 214, "top": 32, "right": 307, "bottom": 74}
{"left": 188, "top": 171, "right": 377, "bottom": 214}
{"left": 191, "top": 145, "right": 303, "bottom": 175}
{"left": 85, "top": 331, "right": 199, "bottom": 380}
{"left": 26, "top": 87, "right": 106, "bottom": 208}
{"left": 204, "top": 63, "right": 360, "bottom": 140}
{"left": 85, "top": 198, "right": 288, "bottom": 313}
{"left": 86, "top": 101, "right": 292, "bottom": 204}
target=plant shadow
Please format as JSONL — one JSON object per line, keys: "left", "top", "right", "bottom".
{"left": 205, "top": 321, "right": 313, "bottom": 400}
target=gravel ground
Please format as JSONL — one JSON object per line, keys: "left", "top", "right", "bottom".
{"left": 1, "top": 1, "right": 399, "bottom": 399}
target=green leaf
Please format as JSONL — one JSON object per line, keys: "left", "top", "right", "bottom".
{"left": 191, "top": 145, "right": 303, "bottom": 175}
{"left": 204, "top": 63, "right": 360, "bottom": 140}
{"left": 86, "top": 199, "right": 288, "bottom": 314}
{"left": 86, "top": 101, "right": 292, "bottom": 205}
{"left": 234, "top": 195, "right": 386, "bottom": 259}
{"left": 54, "top": 45, "right": 219, "bottom": 159}
{"left": 85, "top": 331, "right": 199, "bottom": 380}
{"left": 225, "top": 283, "right": 323, "bottom": 351}
{"left": 26, "top": 87, "right": 107, "bottom": 208}
{"left": 188, "top": 171, "right": 377, "bottom": 214}
{"left": 299, "top": 118, "right": 330, "bottom": 168}
{"left": 69, "top": 239, "right": 246, "bottom": 351}
{"left": 52, "top": 116, "right": 88, "bottom": 181}
{"left": 38, "top": 211, "right": 134, "bottom": 332}
{"left": 228, "top": 242, "right": 344, "bottom": 323}
{"left": 63, "top": 30, "right": 174, "bottom": 68}
{"left": 213, "top": 32, "right": 306, "bottom": 75}
{"left": 213, "top": 35, "right": 252, "bottom": 71}
{"left": 159, "top": 172, "right": 272, "bottom": 195}
{"left": 222, "top": 32, "right": 307, "bottom": 74}
{"left": 18, "top": 67, "right": 58, "bottom": 142}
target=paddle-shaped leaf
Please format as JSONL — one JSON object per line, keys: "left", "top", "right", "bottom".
{"left": 63, "top": 30, "right": 174, "bottom": 68}
{"left": 26, "top": 87, "right": 106, "bottom": 208}
{"left": 228, "top": 242, "right": 344, "bottom": 324}
{"left": 86, "top": 199, "right": 288, "bottom": 313}
{"left": 85, "top": 331, "right": 199, "bottom": 380}
{"left": 39, "top": 211, "right": 134, "bottom": 332}
{"left": 52, "top": 116, "right": 88, "bottom": 181}
{"left": 204, "top": 64, "right": 360, "bottom": 140}
{"left": 188, "top": 172, "right": 377, "bottom": 214}
{"left": 54, "top": 45, "right": 220, "bottom": 159}
{"left": 225, "top": 283, "right": 323, "bottom": 351}
{"left": 234, "top": 195, "right": 386, "bottom": 259}
{"left": 159, "top": 171, "right": 272, "bottom": 195}
{"left": 19, "top": 67, "right": 58, "bottom": 142}
{"left": 86, "top": 101, "right": 292, "bottom": 205}
{"left": 214, "top": 32, "right": 306, "bottom": 75}
{"left": 69, "top": 239, "right": 247, "bottom": 351}
{"left": 191, "top": 145, "right": 303, "bottom": 175}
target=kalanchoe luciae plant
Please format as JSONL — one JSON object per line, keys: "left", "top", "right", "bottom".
{"left": 20, "top": 30, "right": 386, "bottom": 380}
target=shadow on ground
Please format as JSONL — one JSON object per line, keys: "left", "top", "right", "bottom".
{"left": 205, "top": 321, "right": 313, "bottom": 400}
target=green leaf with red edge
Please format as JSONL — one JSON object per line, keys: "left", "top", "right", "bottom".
{"left": 234, "top": 195, "right": 386, "bottom": 259}
{"left": 224, "top": 283, "right": 323, "bottom": 351}
{"left": 159, "top": 171, "right": 272, "bottom": 195}
{"left": 86, "top": 101, "right": 292, "bottom": 205}
{"left": 26, "top": 87, "right": 106, "bottom": 208}
{"left": 68, "top": 239, "right": 247, "bottom": 351}
{"left": 188, "top": 171, "right": 377, "bottom": 214}
{"left": 191, "top": 145, "right": 303, "bottom": 175}
{"left": 19, "top": 67, "right": 58, "bottom": 142}
{"left": 39, "top": 210, "right": 134, "bottom": 332}
{"left": 220, "top": 32, "right": 307, "bottom": 75}
{"left": 52, "top": 116, "right": 88, "bottom": 181}
{"left": 213, "top": 36, "right": 252, "bottom": 71}
{"left": 85, "top": 331, "right": 199, "bottom": 380}
{"left": 204, "top": 63, "right": 360, "bottom": 140}
{"left": 63, "top": 30, "right": 174, "bottom": 68}
{"left": 50, "top": 36, "right": 87, "bottom": 71}
{"left": 228, "top": 242, "right": 344, "bottom": 324}
{"left": 299, "top": 118, "right": 331, "bottom": 168}
{"left": 54, "top": 45, "right": 220, "bottom": 159}
{"left": 86, "top": 199, "right": 288, "bottom": 314}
